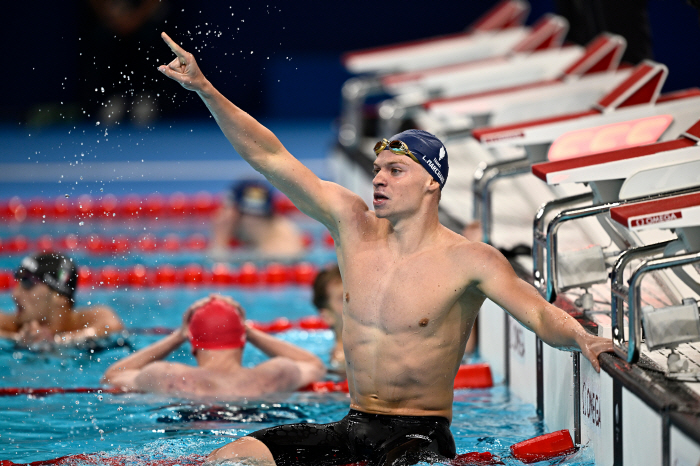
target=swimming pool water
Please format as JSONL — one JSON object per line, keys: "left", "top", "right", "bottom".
{"left": 0, "top": 213, "right": 337, "bottom": 270}
{"left": 0, "top": 161, "right": 594, "bottom": 466}
{"left": 0, "top": 285, "right": 595, "bottom": 465}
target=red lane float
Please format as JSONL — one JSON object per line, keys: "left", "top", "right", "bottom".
{"left": 510, "top": 429, "right": 576, "bottom": 463}
{"left": 0, "top": 386, "right": 123, "bottom": 397}
{"left": 0, "top": 362, "right": 490, "bottom": 398}
{"left": 0, "top": 262, "right": 321, "bottom": 291}
{"left": 299, "top": 364, "right": 494, "bottom": 393}
{"left": 450, "top": 451, "right": 501, "bottom": 465}
{"left": 132, "top": 315, "right": 329, "bottom": 336}
{"left": 0, "top": 230, "right": 338, "bottom": 256}
{"left": 453, "top": 363, "right": 493, "bottom": 389}
{"left": 0, "top": 192, "right": 302, "bottom": 224}
{"left": 0, "top": 451, "right": 502, "bottom": 466}
{"left": 0, "top": 453, "right": 205, "bottom": 466}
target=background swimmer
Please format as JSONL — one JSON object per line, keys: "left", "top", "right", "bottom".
{"left": 102, "top": 294, "right": 326, "bottom": 398}
{"left": 0, "top": 252, "right": 123, "bottom": 347}
{"left": 312, "top": 264, "right": 345, "bottom": 375}
{"left": 210, "top": 179, "right": 305, "bottom": 258}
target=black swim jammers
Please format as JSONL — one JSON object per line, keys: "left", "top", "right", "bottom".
{"left": 247, "top": 409, "right": 456, "bottom": 466}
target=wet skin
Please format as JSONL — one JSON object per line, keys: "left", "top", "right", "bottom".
{"left": 0, "top": 282, "right": 123, "bottom": 344}
{"left": 157, "top": 32, "right": 613, "bottom": 462}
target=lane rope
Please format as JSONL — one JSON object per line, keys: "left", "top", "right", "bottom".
{"left": 0, "top": 364, "right": 492, "bottom": 397}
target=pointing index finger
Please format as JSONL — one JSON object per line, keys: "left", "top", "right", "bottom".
{"left": 161, "top": 32, "right": 187, "bottom": 64}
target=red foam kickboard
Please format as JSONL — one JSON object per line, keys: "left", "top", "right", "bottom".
{"left": 510, "top": 429, "right": 577, "bottom": 463}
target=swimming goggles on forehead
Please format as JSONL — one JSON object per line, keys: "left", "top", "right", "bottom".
{"left": 373, "top": 139, "right": 420, "bottom": 165}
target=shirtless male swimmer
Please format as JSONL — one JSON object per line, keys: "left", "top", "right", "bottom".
{"left": 0, "top": 252, "right": 123, "bottom": 347}
{"left": 102, "top": 295, "right": 325, "bottom": 398}
{"left": 158, "top": 32, "right": 613, "bottom": 466}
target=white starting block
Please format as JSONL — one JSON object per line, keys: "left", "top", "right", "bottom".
{"left": 342, "top": 0, "right": 531, "bottom": 75}
{"left": 380, "top": 15, "right": 576, "bottom": 100}
{"left": 339, "top": 13, "right": 570, "bottom": 148}
{"left": 473, "top": 61, "right": 700, "bottom": 160}
{"left": 609, "top": 192, "right": 700, "bottom": 365}
{"left": 417, "top": 34, "right": 630, "bottom": 135}
{"left": 471, "top": 61, "right": 700, "bottom": 244}
{"left": 529, "top": 119, "right": 700, "bottom": 303}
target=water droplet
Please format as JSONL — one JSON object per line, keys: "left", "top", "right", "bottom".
{"left": 64, "top": 194, "right": 70, "bottom": 198}
{"left": 79, "top": 222, "right": 84, "bottom": 226}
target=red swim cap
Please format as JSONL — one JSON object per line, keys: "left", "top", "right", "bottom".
{"left": 188, "top": 298, "right": 246, "bottom": 350}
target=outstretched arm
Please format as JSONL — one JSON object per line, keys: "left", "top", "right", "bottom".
{"left": 474, "top": 245, "right": 613, "bottom": 372}
{"left": 157, "top": 32, "right": 364, "bottom": 235}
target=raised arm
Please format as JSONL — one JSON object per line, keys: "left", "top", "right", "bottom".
{"left": 157, "top": 32, "right": 364, "bottom": 234}
{"left": 474, "top": 244, "right": 613, "bottom": 372}
{"left": 101, "top": 329, "right": 187, "bottom": 389}
{"left": 101, "top": 295, "right": 213, "bottom": 389}
{"left": 246, "top": 326, "right": 326, "bottom": 388}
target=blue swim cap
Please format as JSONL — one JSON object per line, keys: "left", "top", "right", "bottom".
{"left": 387, "top": 129, "right": 449, "bottom": 189}
{"left": 230, "top": 180, "right": 274, "bottom": 216}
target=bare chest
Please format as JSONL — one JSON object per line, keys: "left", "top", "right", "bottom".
{"left": 341, "top": 248, "right": 465, "bottom": 332}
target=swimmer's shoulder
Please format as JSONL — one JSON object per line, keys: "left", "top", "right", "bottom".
{"left": 73, "top": 304, "right": 124, "bottom": 331}
{"left": 446, "top": 234, "right": 511, "bottom": 273}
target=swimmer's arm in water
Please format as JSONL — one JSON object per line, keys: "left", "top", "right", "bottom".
{"left": 246, "top": 326, "right": 326, "bottom": 389}
{"left": 53, "top": 306, "right": 125, "bottom": 345}
{"left": 473, "top": 243, "right": 613, "bottom": 372}
{"left": 84, "top": 305, "right": 125, "bottom": 334}
{"left": 157, "top": 32, "right": 365, "bottom": 235}
{"left": 101, "top": 328, "right": 188, "bottom": 390}
{"left": 0, "top": 329, "right": 19, "bottom": 341}
{"left": 0, "top": 312, "right": 19, "bottom": 334}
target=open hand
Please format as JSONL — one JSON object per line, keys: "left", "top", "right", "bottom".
{"left": 158, "top": 32, "right": 207, "bottom": 91}
{"left": 579, "top": 335, "right": 614, "bottom": 373}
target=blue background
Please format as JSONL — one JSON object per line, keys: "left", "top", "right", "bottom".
{"left": 2, "top": 0, "right": 700, "bottom": 122}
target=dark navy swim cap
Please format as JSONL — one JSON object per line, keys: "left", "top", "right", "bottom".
{"left": 387, "top": 129, "right": 449, "bottom": 189}
{"left": 15, "top": 252, "right": 78, "bottom": 300}
{"left": 230, "top": 180, "right": 274, "bottom": 216}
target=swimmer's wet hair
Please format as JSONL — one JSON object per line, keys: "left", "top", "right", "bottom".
{"left": 312, "top": 265, "right": 341, "bottom": 310}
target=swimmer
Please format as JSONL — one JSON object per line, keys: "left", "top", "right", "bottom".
{"left": 311, "top": 265, "right": 345, "bottom": 375}
{"left": 102, "top": 295, "right": 326, "bottom": 398}
{"left": 0, "top": 252, "right": 123, "bottom": 347}
{"left": 158, "top": 33, "right": 613, "bottom": 465}
{"left": 210, "top": 179, "right": 305, "bottom": 258}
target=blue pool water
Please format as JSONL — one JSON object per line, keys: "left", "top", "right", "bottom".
{"left": 0, "top": 286, "right": 595, "bottom": 465}
{"left": 0, "top": 121, "right": 595, "bottom": 465}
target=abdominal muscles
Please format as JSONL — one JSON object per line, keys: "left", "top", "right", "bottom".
{"left": 344, "top": 318, "right": 467, "bottom": 417}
